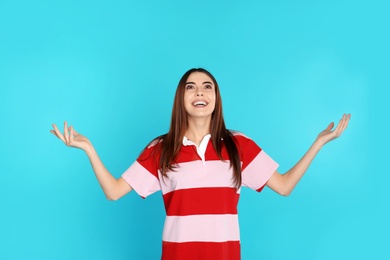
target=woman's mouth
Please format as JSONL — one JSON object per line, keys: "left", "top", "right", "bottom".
{"left": 193, "top": 101, "right": 208, "bottom": 107}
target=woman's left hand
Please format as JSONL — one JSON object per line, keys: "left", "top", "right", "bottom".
{"left": 316, "top": 114, "right": 351, "bottom": 146}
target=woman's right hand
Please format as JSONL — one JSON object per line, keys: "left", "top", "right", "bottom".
{"left": 50, "top": 121, "right": 92, "bottom": 152}
{"left": 50, "top": 121, "right": 132, "bottom": 199}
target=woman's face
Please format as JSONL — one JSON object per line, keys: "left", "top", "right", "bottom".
{"left": 183, "top": 72, "right": 216, "bottom": 120}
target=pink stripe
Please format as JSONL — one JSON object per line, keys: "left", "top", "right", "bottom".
{"left": 159, "top": 160, "right": 236, "bottom": 195}
{"left": 121, "top": 161, "right": 161, "bottom": 198}
{"left": 242, "top": 151, "right": 279, "bottom": 191}
{"left": 163, "top": 214, "right": 240, "bottom": 243}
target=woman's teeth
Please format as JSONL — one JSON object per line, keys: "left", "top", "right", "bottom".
{"left": 194, "top": 101, "right": 206, "bottom": 106}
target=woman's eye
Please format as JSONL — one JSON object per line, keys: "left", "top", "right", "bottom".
{"left": 186, "top": 85, "right": 195, "bottom": 90}
{"left": 204, "top": 85, "right": 212, "bottom": 89}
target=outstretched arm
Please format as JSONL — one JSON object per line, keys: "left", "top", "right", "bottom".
{"left": 50, "top": 121, "right": 132, "bottom": 200}
{"left": 266, "top": 114, "right": 351, "bottom": 196}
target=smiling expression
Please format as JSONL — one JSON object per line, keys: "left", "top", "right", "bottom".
{"left": 184, "top": 72, "right": 216, "bottom": 120}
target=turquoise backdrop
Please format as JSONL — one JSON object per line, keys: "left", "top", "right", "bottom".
{"left": 1, "top": 0, "right": 388, "bottom": 259}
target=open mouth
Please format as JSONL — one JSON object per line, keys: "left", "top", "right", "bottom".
{"left": 193, "top": 101, "right": 208, "bottom": 107}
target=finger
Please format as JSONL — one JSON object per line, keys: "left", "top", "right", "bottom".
{"left": 334, "top": 115, "right": 345, "bottom": 136}
{"left": 52, "top": 123, "right": 60, "bottom": 134}
{"left": 336, "top": 114, "right": 349, "bottom": 136}
{"left": 72, "top": 129, "right": 81, "bottom": 139}
{"left": 50, "top": 129, "right": 63, "bottom": 141}
{"left": 50, "top": 124, "right": 57, "bottom": 135}
{"left": 50, "top": 129, "right": 59, "bottom": 136}
{"left": 52, "top": 124, "right": 66, "bottom": 142}
{"left": 340, "top": 114, "right": 351, "bottom": 133}
{"left": 70, "top": 126, "right": 74, "bottom": 144}
{"left": 64, "top": 121, "right": 70, "bottom": 146}
{"left": 325, "top": 122, "right": 334, "bottom": 132}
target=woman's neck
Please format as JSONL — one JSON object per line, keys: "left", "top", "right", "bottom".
{"left": 185, "top": 117, "right": 211, "bottom": 146}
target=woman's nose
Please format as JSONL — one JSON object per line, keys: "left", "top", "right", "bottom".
{"left": 195, "top": 87, "right": 204, "bottom": 96}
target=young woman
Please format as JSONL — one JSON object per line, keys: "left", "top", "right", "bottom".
{"left": 50, "top": 68, "right": 351, "bottom": 260}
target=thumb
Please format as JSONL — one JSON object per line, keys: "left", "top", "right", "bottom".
{"left": 325, "top": 122, "right": 334, "bottom": 132}
{"left": 72, "top": 128, "right": 79, "bottom": 136}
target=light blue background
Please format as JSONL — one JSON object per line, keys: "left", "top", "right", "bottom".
{"left": 0, "top": 0, "right": 388, "bottom": 259}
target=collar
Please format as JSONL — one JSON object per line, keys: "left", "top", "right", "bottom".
{"left": 182, "top": 134, "right": 211, "bottom": 164}
{"left": 182, "top": 134, "right": 211, "bottom": 147}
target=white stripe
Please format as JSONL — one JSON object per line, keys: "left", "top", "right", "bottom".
{"left": 159, "top": 160, "right": 236, "bottom": 195}
{"left": 162, "top": 214, "right": 240, "bottom": 243}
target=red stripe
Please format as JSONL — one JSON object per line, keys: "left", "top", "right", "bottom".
{"left": 162, "top": 241, "right": 241, "bottom": 260}
{"left": 233, "top": 135, "right": 262, "bottom": 171}
{"left": 175, "top": 135, "right": 262, "bottom": 170}
{"left": 163, "top": 187, "right": 239, "bottom": 216}
{"left": 137, "top": 144, "right": 161, "bottom": 179}
{"left": 136, "top": 133, "right": 261, "bottom": 177}
{"left": 176, "top": 142, "right": 230, "bottom": 163}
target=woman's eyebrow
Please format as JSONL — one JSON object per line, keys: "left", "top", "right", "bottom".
{"left": 185, "top": 81, "right": 214, "bottom": 85}
{"left": 202, "top": 81, "right": 214, "bottom": 85}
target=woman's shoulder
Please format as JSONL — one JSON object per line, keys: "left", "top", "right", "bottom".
{"left": 228, "top": 130, "right": 258, "bottom": 147}
{"left": 229, "top": 130, "right": 257, "bottom": 148}
{"left": 137, "top": 134, "right": 166, "bottom": 161}
{"left": 146, "top": 134, "right": 167, "bottom": 149}
{"left": 228, "top": 130, "right": 252, "bottom": 140}
{"left": 228, "top": 130, "right": 262, "bottom": 157}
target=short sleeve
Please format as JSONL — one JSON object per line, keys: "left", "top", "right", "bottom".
{"left": 121, "top": 142, "right": 161, "bottom": 198}
{"left": 234, "top": 133, "right": 279, "bottom": 192}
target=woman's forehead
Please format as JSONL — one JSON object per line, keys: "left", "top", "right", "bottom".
{"left": 186, "top": 72, "right": 214, "bottom": 83}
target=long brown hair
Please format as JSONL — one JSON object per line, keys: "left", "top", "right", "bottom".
{"left": 156, "top": 68, "right": 242, "bottom": 188}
